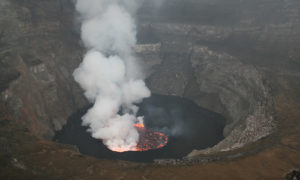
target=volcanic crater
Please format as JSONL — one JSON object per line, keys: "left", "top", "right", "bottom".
{"left": 54, "top": 94, "right": 226, "bottom": 162}
{"left": 1, "top": 0, "right": 300, "bottom": 178}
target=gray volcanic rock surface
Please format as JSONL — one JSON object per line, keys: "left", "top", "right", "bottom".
{"left": 135, "top": 0, "right": 300, "bottom": 155}
{"left": 0, "top": 0, "right": 87, "bottom": 139}
{"left": 1, "top": 0, "right": 300, "bottom": 157}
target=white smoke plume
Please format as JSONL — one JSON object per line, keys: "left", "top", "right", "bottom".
{"left": 73, "top": 0, "right": 151, "bottom": 152}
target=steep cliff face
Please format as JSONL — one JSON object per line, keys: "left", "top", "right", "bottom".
{"left": 0, "top": 0, "right": 87, "bottom": 139}
{"left": 135, "top": 0, "right": 300, "bottom": 154}
{"left": 0, "top": 0, "right": 300, "bottom": 156}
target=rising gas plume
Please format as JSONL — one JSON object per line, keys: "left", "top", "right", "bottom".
{"left": 73, "top": 0, "right": 151, "bottom": 152}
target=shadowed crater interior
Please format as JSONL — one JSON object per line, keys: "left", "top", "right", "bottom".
{"left": 54, "top": 94, "right": 226, "bottom": 162}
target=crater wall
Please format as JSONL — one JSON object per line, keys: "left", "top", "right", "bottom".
{"left": 1, "top": 0, "right": 300, "bottom": 156}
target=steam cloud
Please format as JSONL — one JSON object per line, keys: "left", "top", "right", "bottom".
{"left": 73, "top": 0, "right": 151, "bottom": 151}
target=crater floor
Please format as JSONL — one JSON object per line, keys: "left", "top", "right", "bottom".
{"left": 54, "top": 94, "right": 225, "bottom": 162}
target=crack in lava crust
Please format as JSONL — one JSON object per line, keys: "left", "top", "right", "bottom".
{"left": 110, "top": 124, "right": 168, "bottom": 152}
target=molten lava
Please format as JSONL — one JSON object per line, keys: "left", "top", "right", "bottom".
{"left": 109, "top": 123, "right": 168, "bottom": 152}
{"left": 135, "top": 123, "right": 168, "bottom": 152}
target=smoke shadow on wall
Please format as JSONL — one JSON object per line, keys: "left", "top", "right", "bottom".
{"left": 54, "top": 94, "right": 226, "bottom": 162}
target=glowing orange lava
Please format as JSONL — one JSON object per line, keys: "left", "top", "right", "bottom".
{"left": 135, "top": 123, "right": 168, "bottom": 152}
{"left": 110, "top": 123, "right": 168, "bottom": 152}
{"left": 135, "top": 123, "right": 145, "bottom": 128}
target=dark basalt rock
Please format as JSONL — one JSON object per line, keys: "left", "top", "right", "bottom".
{"left": 286, "top": 170, "right": 300, "bottom": 180}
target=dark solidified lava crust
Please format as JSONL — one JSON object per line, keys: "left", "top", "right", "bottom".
{"left": 54, "top": 94, "right": 226, "bottom": 162}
